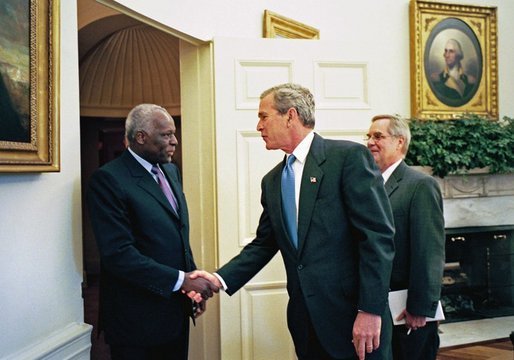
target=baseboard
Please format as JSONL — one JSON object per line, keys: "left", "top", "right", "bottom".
{"left": 4, "top": 322, "right": 93, "bottom": 360}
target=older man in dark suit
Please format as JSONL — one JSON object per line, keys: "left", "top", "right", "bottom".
{"left": 191, "top": 84, "right": 395, "bottom": 360}
{"left": 366, "top": 115, "right": 445, "bottom": 360}
{"left": 87, "top": 104, "right": 218, "bottom": 360}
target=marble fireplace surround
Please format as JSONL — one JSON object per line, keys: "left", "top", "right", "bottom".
{"left": 438, "top": 172, "right": 514, "bottom": 228}
{"left": 428, "top": 171, "right": 514, "bottom": 347}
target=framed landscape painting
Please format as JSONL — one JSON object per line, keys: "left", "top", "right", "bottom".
{"left": 0, "top": 0, "right": 60, "bottom": 172}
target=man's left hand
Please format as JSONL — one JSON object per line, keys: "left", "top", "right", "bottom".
{"left": 396, "top": 309, "right": 426, "bottom": 331}
{"left": 194, "top": 300, "right": 206, "bottom": 318}
{"left": 352, "top": 311, "right": 381, "bottom": 360}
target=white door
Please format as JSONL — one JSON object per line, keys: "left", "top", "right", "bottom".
{"left": 213, "top": 37, "right": 373, "bottom": 360}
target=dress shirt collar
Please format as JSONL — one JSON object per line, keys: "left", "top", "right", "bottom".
{"left": 382, "top": 158, "right": 403, "bottom": 183}
{"left": 128, "top": 147, "right": 154, "bottom": 176}
{"left": 290, "top": 131, "right": 315, "bottom": 165}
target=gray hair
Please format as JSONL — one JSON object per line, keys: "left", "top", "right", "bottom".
{"left": 371, "top": 114, "right": 411, "bottom": 155}
{"left": 260, "top": 83, "right": 315, "bottom": 128}
{"left": 125, "top": 104, "right": 170, "bottom": 144}
{"left": 445, "top": 38, "right": 464, "bottom": 60}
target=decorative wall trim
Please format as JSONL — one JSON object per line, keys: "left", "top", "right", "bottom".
{"left": 4, "top": 323, "right": 92, "bottom": 360}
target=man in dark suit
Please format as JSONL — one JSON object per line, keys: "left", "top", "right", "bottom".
{"left": 366, "top": 115, "right": 445, "bottom": 359}
{"left": 190, "top": 84, "right": 395, "bottom": 359}
{"left": 87, "top": 104, "right": 218, "bottom": 360}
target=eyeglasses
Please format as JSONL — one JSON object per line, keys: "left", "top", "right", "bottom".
{"left": 364, "top": 132, "right": 395, "bottom": 142}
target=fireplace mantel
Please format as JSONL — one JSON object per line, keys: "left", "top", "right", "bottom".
{"left": 422, "top": 169, "right": 514, "bottom": 347}
{"left": 412, "top": 168, "right": 514, "bottom": 228}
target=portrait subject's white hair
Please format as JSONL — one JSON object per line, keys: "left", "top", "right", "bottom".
{"left": 445, "top": 38, "right": 464, "bottom": 60}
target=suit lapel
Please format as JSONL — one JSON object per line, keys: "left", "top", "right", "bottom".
{"left": 297, "top": 134, "right": 325, "bottom": 254}
{"left": 123, "top": 152, "right": 180, "bottom": 218}
{"left": 385, "top": 161, "right": 406, "bottom": 197}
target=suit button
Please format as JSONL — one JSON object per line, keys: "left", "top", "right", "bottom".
{"left": 297, "top": 265, "right": 304, "bottom": 270}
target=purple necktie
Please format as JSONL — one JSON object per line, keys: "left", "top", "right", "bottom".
{"left": 151, "top": 165, "right": 179, "bottom": 214}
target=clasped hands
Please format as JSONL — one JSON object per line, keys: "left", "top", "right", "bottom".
{"left": 180, "top": 270, "right": 222, "bottom": 317}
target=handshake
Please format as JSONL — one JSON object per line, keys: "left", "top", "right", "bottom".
{"left": 180, "top": 270, "right": 222, "bottom": 317}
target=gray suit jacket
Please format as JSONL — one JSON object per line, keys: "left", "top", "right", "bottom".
{"left": 217, "top": 133, "right": 395, "bottom": 358}
{"left": 385, "top": 161, "right": 445, "bottom": 317}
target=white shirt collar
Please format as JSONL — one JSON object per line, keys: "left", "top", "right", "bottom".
{"left": 382, "top": 158, "right": 403, "bottom": 183}
{"left": 291, "top": 131, "right": 315, "bottom": 164}
{"left": 128, "top": 147, "right": 154, "bottom": 175}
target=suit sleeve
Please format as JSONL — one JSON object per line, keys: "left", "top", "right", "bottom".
{"left": 342, "top": 145, "right": 396, "bottom": 315}
{"left": 407, "top": 176, "right": 445, "bottom": 317}
{"left": 87, "top": 169, "right": 180, "bottom": 299}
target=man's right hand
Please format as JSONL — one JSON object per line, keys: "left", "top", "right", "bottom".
{"left": 181, "top": 271, "right": 220, "bottom": 302}
{"left": 182, "top": 270, "right": 222, "bottom": 302}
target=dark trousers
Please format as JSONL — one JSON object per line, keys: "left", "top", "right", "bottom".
{"left": 109, "top": 322, "right": 189, "bottom": 360}
{"left": 290, "top": 292, "right": 392, "bottom": 360}
{"left": 392, "top": 321, "right": 439, "bottom": 360}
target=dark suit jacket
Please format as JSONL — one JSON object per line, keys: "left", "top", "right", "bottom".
{"left": 87, "top": 150, "right": 195, "bottom": 346}
{"left": 385, "top": 161, "right": 445, "bottom": 317}
{"left": 217, "top": 133, "right": 395, "bottom": 358}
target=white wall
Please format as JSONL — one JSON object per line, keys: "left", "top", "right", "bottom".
{"left": 0, "top": 1, "right": 91, "bottom": 358}
{"left": 109, "top": 0, "right": 514, "bottom": 119}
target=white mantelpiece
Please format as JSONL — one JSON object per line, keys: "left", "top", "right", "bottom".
{"left": 413, "top": 169, "right": 514, "bottom": 228}
{"left": 444, "top": 196, "right": 514, "bottom": 228}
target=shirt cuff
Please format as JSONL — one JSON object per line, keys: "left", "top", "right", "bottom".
{"left": 172, "top": 270, "right": 185, "bottom": 292}
{"left": 213, "top": 273, "right": 228, "bottom": 291}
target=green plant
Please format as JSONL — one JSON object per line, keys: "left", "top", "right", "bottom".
{"left": 405, "top": 114, "right": 514, "bottom": 178}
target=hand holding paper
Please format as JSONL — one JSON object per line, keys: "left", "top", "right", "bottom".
{"left": 388, "top": 289, "right": 445, "bottom": 326}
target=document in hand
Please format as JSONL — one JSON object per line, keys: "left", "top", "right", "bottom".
{"left": 388, "top": 289, "right": 445, "bottom": 326}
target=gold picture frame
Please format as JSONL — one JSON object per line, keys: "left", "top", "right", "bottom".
{"left": 410, "top": 0, "right": 497, "bottom": 119}
{"left": 263, "top": 10, "right": 319, "bottom": 39}
{"left": 0, "top": 0, "right": 60, "bottom": 172}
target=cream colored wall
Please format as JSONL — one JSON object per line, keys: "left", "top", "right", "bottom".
{"left": 103, "top": 0, "right": 514, "bottom": 118}
{"left": 0, "top": 0, "right": 89, "bottom": 358}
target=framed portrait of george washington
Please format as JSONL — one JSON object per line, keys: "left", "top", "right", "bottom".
{"left": 0, "top": 0, "right": 60, "bottom": 172}
{"left": 410, "top": 0, "right": 498, "bottom": 120}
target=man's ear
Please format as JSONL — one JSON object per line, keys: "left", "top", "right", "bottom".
{"left": 287, "top": 107, "right": 298, "bottom": 121}
{"left": 135, "top": 131, "right": 145, "bottom": 144}
{"left": 397, "top": 136, "right": 405, "bottom": 151}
